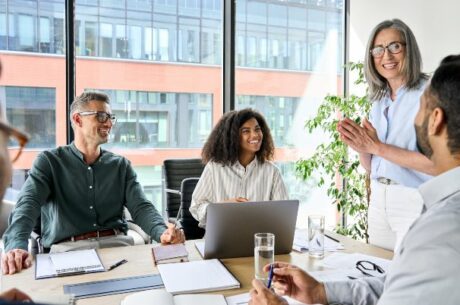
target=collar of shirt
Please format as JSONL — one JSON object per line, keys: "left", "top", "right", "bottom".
{"left": 69, "top": 142, "right": 105, "bottom": 164}
{"left": 232, "top": 157, "right": 259, "bottom": 175}
{"left": 419, "top": 166, "right": 460, "bottom": 210}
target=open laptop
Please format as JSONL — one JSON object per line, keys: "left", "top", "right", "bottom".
{"left": 197, "top": 200, "right": 299, "bottom": 259}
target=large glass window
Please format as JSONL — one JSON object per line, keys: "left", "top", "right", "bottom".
{"left": 236, "top": 0, "right": 344, "bottom": 228}
{"left": 74, "top": 0, "right": 223, "bottom": 214}
{"left": 1, "top": 0, "right": 344, "bottom": 222}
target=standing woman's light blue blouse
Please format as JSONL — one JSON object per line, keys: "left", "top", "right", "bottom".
{"left": 369, "top": 79, "right": 432, "bottom": 188}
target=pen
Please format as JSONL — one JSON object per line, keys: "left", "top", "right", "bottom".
{"left": 325, "top": 234, "right": 340, "bottom": 243}
{"left": 266, "top": 264, "right": 274, "bottom": 288}
{"left": 108, "top": 259, "right": 128, "bottom": 271}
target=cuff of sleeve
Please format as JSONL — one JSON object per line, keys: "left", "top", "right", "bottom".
{"left": 4, "top": 240, "right": 29, "bottom": 253}
{"left": 151, "top": 224, "right": 168, "bottom": 243}
{"left": 324, "top": 280, "right": 353, "bottom": 305}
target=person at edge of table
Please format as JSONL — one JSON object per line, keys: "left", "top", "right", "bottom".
{"left": 2, "top": 91, "right": 184, "bottom": 276}
{"left": 250, "top": 55, "right": 460, "bottom": 305}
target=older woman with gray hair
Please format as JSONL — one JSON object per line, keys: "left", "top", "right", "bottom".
{"left": 337, "top": 19, "right": 434, "bottom": 251}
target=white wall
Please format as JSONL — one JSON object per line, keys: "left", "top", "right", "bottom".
{"left": 349, "top": 0, "right": 460, "bottom": 75}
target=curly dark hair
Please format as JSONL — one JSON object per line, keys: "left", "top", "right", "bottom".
{"left": 429, "top": 54, "right": 460, "bottom": 155}
{"left": 202, "top": 108, "right": 275, "bottom": 165}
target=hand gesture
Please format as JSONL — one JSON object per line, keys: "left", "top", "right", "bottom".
{"left": 337, "top": 118, "right": 380, "bottom": 155}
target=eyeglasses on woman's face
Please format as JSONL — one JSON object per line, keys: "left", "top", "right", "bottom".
{"left": 370, "top": 41, "right": 406, "bottom": 58}
{"left": 0, "top": 121, "right": 29, "bottom": 163}
{"left": 78, "top": 111, "right": 117, "bottom": 124}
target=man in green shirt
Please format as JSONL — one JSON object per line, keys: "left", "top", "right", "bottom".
{"left": 2, "top": 91, "right": 184, "bottom": 275}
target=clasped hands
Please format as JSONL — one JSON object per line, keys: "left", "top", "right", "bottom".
{"left": 249, "top": 262, "right": 327, "bottom": 305}
{"left": 337, "top": 117, "right": 381, "bottom": 155}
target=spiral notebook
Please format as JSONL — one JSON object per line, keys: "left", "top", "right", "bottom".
{"left": 35, "top": 249, "right": 105, "bottom": 279}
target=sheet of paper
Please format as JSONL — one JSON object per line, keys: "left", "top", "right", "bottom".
{"left": 321, "top": 252, "right": 391, "bottom": 274}
{"left": 226, "top": 292, "right": 313, "bottom": 305}
{"left": 309, "top": 269, "right": 365, "bottom": 282}
{"left": 195, "top": 241, "right": 205, "bottom": 257}
{"left": 175, "top": 294, "right": 227, "bottom": 305}
{"left": 122, "top": 289, "right": 229, "bottom": 305}
{"left": 121, "top": 289, "right": 174, "bottom": 305}
{"left": 157, "top": 259, "right": 240, "bottom": 295}
{"left": 50, "top": 249, "right": 104, "bottom": 274}
{"left": 32, "top": 293, "right": 76, "bottom": 305}
{"left": 36, "top": 254, "right": 58, "bottom": 279}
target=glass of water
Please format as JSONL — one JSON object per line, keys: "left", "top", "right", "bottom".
{"left": 254, "top": 233, "right": 275, "bottom": 284}
{"left": 308, "top": 215, "right": 325, "bottom": 258}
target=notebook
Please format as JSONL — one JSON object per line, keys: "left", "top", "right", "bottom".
{"left": 35, "top": 249, "right": 105, "bottom": 279}
{"left": 157, "top": 259, "right": 240, "bottom": 295}
{"left": 121, "top": 290, "right": 306, "bottom": 305}
{"left": 152, "top": 244, "right": 189, "bottom": 265}
{"left": 201, "top": 200, "right": 299, "bottom": 259}
{"left": 121, "top": 289, "right": 227, "bottom": 305}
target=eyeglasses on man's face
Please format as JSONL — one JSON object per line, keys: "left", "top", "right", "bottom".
{"left": 78, "top": 111, "right": 117, "bottom": 124}
{"left": 0, "top": 121, "right": 29, "bottom": 163}
{"left": 356, "top": 260, "right": 385, "bottom": 277}
{"left": 370, "top": 41, "right": 406, "bottom": 58}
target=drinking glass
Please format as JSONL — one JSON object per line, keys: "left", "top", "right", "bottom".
{"left": 254, "top": 233, "right": 275, "bottom": 284}
{"left": 308, "top": 215, "right": 325, "bottom": 258}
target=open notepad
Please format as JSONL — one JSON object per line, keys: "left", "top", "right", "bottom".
{"left": 121, "top": 290, "right": 307, "bottom": 305}
{"left": 35, "top": 249, "right": 105, "bottom": 279}
{"left": 157, "top": 259, "right": 240, "bottom": 294}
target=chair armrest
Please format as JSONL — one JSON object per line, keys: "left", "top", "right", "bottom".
{"left": 165, "top": 188, "right": 181, "bottom": 196}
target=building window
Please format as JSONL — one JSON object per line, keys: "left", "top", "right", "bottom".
{"left": 1, "top": 86, "right": 56, "bottom": 149}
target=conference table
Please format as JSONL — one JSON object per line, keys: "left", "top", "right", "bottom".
{"left": 1, "top": 232, "right": 392, "bottom": 305}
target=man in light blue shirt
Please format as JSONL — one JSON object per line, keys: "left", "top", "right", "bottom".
{"left": 249, "top": 55, "right": 460, "bottom": 305}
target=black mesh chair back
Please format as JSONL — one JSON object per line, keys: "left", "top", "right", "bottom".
{"left": 163, "top": 158, "right": 205, "bottom": 222}
{"left": 177, "top": 178, "right": 205, "bottom": 240}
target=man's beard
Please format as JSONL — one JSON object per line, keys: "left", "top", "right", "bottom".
{"left": 415, "top": 116, "right": 433, "bottom": 158}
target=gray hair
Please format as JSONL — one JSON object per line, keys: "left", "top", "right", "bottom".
{"left": 364, "top": 19, "right": 428, "bottom": 101}
{"left": 70, "top": 91, "right": 110, "bottom": 127}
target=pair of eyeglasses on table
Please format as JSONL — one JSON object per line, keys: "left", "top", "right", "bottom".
{"left": 347, "top": 260, "right": 386, "bottom": 280}
{"left": 0, "top": 121, "right": 30, "bottom": 163}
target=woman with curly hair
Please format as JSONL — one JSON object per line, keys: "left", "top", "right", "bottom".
{"left": 190, "top": 108, "right": 288, "bottom": 228}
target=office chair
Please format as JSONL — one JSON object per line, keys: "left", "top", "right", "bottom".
{"left": 176, "top": 178, "right": 205, "bottom": 240}
{"left": 163, "top": 158, "right": 205, "bottom": 223}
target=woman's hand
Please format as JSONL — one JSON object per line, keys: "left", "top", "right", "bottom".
{"left": 338, "top": 118, "right": 381, "bottom": 155}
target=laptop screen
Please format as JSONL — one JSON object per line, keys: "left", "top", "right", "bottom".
{"left": 202, "top": 200, "right": 299, "bottom": 259}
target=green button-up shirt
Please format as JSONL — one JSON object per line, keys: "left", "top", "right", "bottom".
{"left": 3, "top": 143, "right": 167, "bottom": 251}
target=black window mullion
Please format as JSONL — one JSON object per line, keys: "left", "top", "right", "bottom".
{"left": 66, "top": 0, "right": 76, "bottom": 144}
{"left": 223, "top": 0, "right": 236, "bottom": 113}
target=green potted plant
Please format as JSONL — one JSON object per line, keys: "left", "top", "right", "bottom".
{"left": 295, "top": 62, "right": 372, "bottom": 242}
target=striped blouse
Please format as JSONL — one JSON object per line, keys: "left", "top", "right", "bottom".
{"left": 190, "top": 157, "right": 289, "bottom": 228}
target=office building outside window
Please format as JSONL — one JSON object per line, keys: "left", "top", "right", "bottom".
{"left": 1, "top": 0, "right": 343, "bottom": 226}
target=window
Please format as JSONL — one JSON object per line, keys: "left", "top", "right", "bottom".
{"left": 1, "top": 0, "right": 343, "bottom": 225}
{"left": 236, "top": 0, "right": 344, "bottom": 228}
{"left": 2, "top": 86, "right": 56, "bottom": 149}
